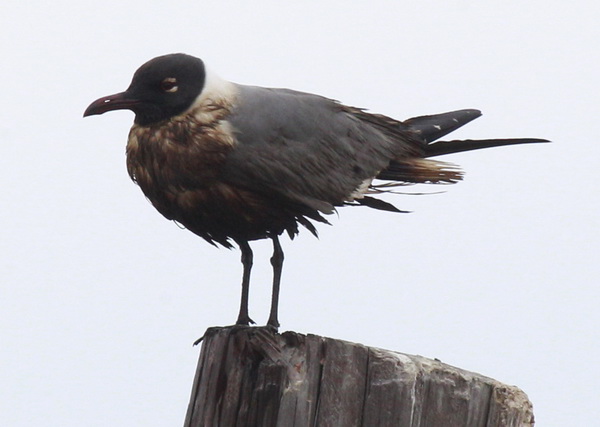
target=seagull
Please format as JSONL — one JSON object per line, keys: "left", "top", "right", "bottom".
{"left": 84, "top": 53, "right": 547, "bottom": 328}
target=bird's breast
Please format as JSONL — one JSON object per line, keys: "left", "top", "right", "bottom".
{"left": 125, "top": 115, "right": 236, "bottom": 214}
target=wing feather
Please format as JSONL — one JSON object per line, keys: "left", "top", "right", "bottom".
{"left": 222, "top": 85, "right": 419, "bottom": 212}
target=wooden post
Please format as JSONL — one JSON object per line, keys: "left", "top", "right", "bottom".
{"left": 184, "top": 327, "right": 533, "bottom": 427}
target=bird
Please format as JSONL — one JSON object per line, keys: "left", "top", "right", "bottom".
{"left": 84, "top": 53, "right": 547, "bottom": 329}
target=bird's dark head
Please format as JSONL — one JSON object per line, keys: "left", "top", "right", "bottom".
{"left": 84, "top": 53, "right": 206, "bottom": 126}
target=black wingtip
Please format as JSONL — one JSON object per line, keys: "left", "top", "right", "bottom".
{"left": 425, "top": 138, "right": 550, "bottom": 157}
{"left": 405, "top": 109, "right": 483, "bottom": 143}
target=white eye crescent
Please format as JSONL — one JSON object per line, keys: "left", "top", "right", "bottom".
{"left": 160, "top": 77, "right": 178, "bottom": 93}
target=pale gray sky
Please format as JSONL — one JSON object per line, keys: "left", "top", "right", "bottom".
{"left": 1, "top": 1, "right": 598, "bottom": 426}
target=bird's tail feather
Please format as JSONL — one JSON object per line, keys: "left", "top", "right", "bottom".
{"left": 376, "top": 158, "right": 463, "bottom": 184}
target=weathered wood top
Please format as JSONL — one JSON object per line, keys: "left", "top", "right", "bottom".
{"left": 184, "top": 327, "right": 533, "bottom": 427}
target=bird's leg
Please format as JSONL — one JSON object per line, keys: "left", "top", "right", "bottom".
{"left": 235, "top": 241, "right": 255, "bottom": 325}
{"left": 267, "top": 236, "right": 284, "bottom": 329}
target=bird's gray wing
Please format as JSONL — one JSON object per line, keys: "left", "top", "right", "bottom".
{"left": 222, "top": 85, "right": 419, "bottom": 213}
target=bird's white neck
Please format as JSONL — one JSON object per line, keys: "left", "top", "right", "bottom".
{"left": 185, "top": 67, "right": 238, "bottom": 124}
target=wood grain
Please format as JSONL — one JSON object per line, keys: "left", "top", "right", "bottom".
{"left": 184, "top": 327, "right": 533, "bottom": 427}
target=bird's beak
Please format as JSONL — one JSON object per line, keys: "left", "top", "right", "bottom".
{"left": 83, "top": 91, "right": 140, "bottom": 117}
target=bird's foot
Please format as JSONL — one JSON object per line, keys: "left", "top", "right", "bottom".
{"left": 193, "top": 322, "right": 266, "bottom": 346}
{"left": 266, "top": 316, "right": 280, "bottom": 331}
{"left": 193, "top": 327, "right": 218, "bottom": 346}
{"left": 235, "top": 314, "right": 256, "bottom": 326}
{"left": 192, "top": 314, "right": 255, "bottom": 346}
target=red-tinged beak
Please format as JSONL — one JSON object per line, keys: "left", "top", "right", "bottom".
{"left": 83, "top": 92, "right": 140, "bottom": 117}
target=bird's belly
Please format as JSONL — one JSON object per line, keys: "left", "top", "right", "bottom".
{"left": 144, "top": 181, "right": 296, "bottom": 246}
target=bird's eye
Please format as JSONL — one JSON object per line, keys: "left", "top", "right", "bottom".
{"left": 160, "top": 77, "right": 178, "bottom": 93}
